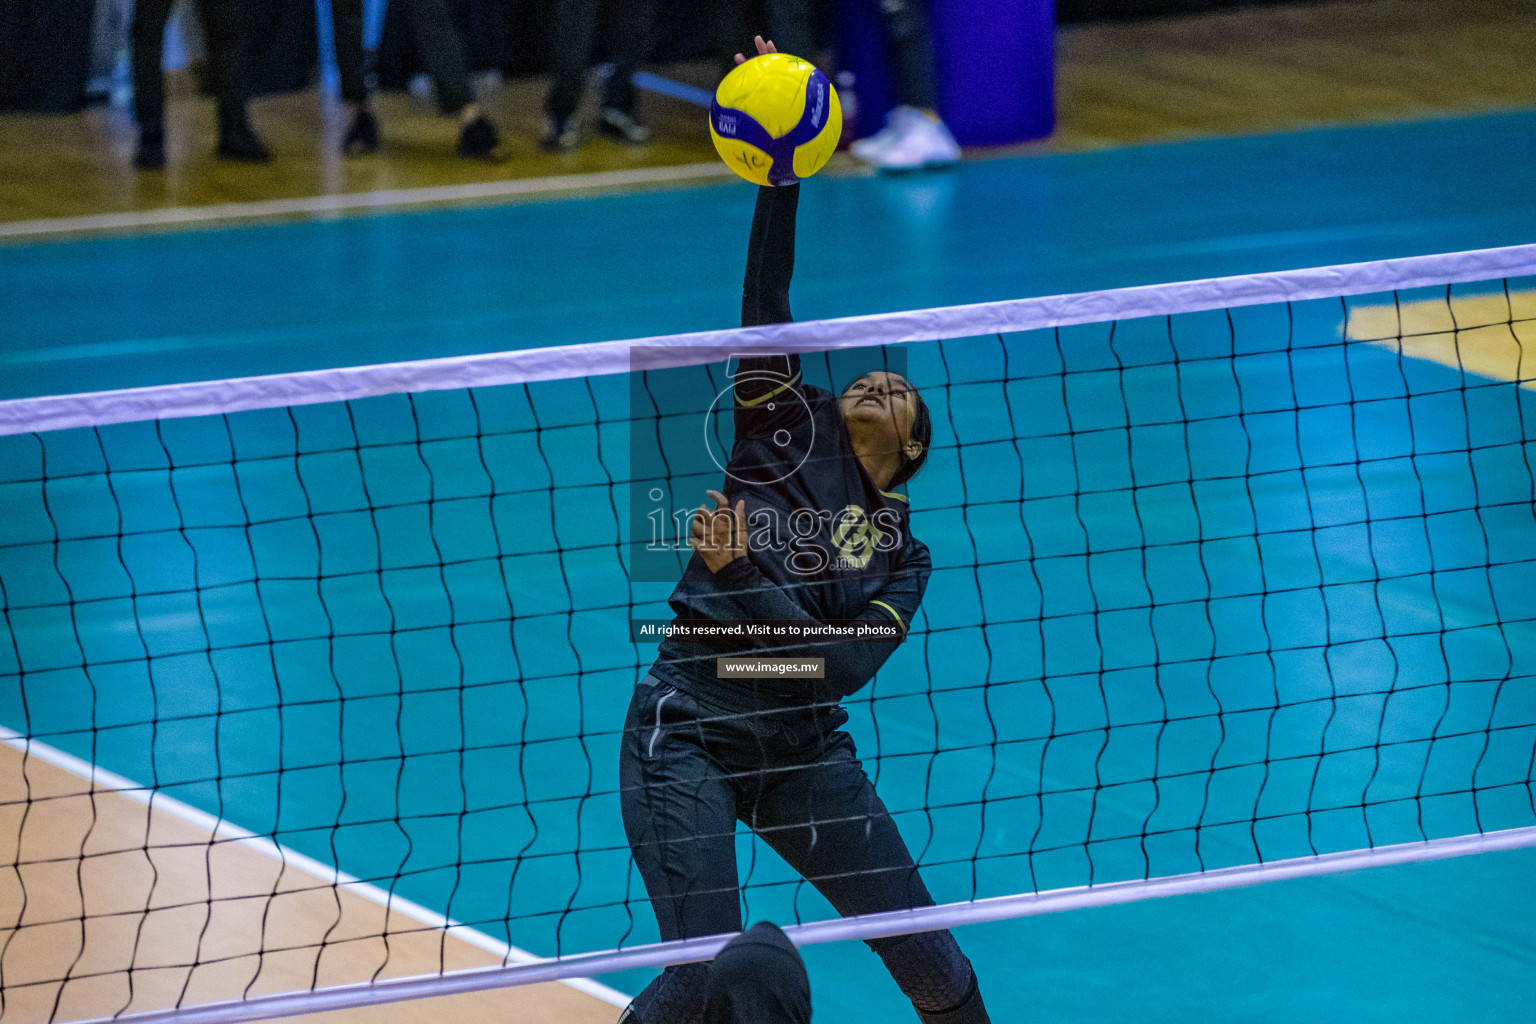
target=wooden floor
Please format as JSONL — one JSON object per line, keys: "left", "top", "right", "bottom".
{"left": 0, "top": 71, "right": 725, "bottom": 225}
{"left": 1, "top": 0, "right": 1534, "bottom": 225}
{"left": 1048, "top": 0, "right": 1536, "bottom": 150}
{"left": 0, "top": 744, "right": 621, "bottom": 1024}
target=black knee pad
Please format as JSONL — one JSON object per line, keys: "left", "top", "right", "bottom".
{"left": 868, "top": 929, "right": 985, "bottom": 1019}
{"left": 623, "top": 961, "right": 710, "bottom": 1024}
{"left": 914, "top": 974, "right": 989, "bottom": 1024}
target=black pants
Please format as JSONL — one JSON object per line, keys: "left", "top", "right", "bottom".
{"left": 880, "top": 0, "right": 938, "bottom": 111}
{"left": 349, "top": 0, "right": 474, "bottom": 114}
{"left": 131, "top": 0, "right": 251, "bottom": 128}
{"left": 713, "top": 0, "right": 825, "bottom": 69}
{"left": 724, "top": 0, "right": 934, "bottom": 108}
{"left": 621, "top": 677, "right": 984, "bottom": 1023}
{"left": 546, "top": 0, "right": 652, "bottom": 121}
{"left": 328, "top": 0, "right": 369, "bottom": 105}
{"left": 398, "top": 0, "right": 474, "bottom": 115}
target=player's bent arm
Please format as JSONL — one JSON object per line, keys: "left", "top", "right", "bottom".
{"left": 706, "top": 544, "right": 931, "bottom": 696}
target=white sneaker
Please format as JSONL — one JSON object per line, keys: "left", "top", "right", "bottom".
{"left": 855, "top": 106, "right": 960, "bottom": 171}
{"left": 850, "top": 107, "right": 911, "bottom": 164}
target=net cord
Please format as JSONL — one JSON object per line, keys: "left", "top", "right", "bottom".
{"left": 66, "top": 825, "right": 1536, "bottom": 1024}
{"left": 2, "top": 243, "right": 1534, "bottom": 438}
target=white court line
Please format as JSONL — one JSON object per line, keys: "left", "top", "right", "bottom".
{"left": 0, "top": 725, "right": 632, "bottom": 1009}
{"left": 0, "top": 163, "right": 735, "bottom": 242}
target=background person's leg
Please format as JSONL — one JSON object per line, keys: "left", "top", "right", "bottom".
{"left": 400, "top": 0, "right": 498, "bottom": 157}
{"left": 545, "top": 0, "right": 600, "bottom": 148}
{"left": 401, "top": 0, "right": 471, "bottom": 114}
{"left": 712, "top": 1, "right": 751, "bottom": 77}
{"left": 851, "top": 0, "right": 959, "bottom": 170}
{"left": 879, "top": 0, "right": 936, "bottom": 111}
{"left": 765, "top": 0, "right": 814, "bottom": 64}
{"left": 330, "top": 0, "right": 377, "bottom": 153}
{"left": 596, "top": 0, "right": 653, "bottom": 144}
{"left": 129, "top": 0, "right": 176, "bottom": 167}
{"left": 329, "top": 0, "right": 368, "bottom": 105}
{"left": 199, "top": 0, "right": 268, "bottom": 161}
{"left": 592, "top": 0, "right": 654, "bottom": 144}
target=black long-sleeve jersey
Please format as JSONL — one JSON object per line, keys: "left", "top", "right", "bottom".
{"left": 649, "top": 184, "right": 932, "bottom": 711}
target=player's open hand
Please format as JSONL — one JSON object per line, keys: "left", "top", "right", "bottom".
{"left": 734, "top": 35, "right": 777, "bottom": 65}
{"left": 690, "top": 490, "right": 748, "bottom": 572}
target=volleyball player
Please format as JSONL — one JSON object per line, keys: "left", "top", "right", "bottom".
{"left": 616, "top": 38, "right": 989, "bottom": 1024}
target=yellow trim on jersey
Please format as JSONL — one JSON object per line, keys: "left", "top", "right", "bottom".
{"left": 879, "top": 490, "right": 908, "bottom": 502}
{"left": 735, "top": 372, "right": 802, "bottom": 407}
{"left": 870, "top": 600, "right": 905, "bottom": 633}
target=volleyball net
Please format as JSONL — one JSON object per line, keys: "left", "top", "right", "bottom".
{"left": 2, "top": 245, "right": 1535, "bottom": 1024}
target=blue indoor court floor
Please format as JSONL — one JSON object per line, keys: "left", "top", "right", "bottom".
{"left": 3, "top": 109, "right": 1536, "bottom": 1022}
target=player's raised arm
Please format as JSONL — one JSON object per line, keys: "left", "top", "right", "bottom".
{"left": 722, "top": 30, "right": 846, "bottom": 400}
{"left": 741, "top": 181, "right": 798, "bottom": 329}
{"left": 733, "top": 35, "right": 801, "bottom": 401}
{"left": 732, "top": 180, "right": 803, "bottom": 417}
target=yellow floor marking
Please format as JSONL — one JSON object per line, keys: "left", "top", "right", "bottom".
{"left": 1346, "top": 289, "right": 1536, "bottom": 390}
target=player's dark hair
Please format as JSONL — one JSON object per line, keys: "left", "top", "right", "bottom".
{"left": 888, "top": 388, "right": 931, "bottom": 489}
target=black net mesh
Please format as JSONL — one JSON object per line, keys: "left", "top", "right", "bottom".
{"left": 0, "top": 281, "right": 1533, "bottom": 1020}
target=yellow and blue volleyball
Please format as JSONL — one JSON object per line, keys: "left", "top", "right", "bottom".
{"left": 710, "top": 53, "right": 842, "bottom": 187}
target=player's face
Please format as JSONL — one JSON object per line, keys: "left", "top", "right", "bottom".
{"left": 839, "top": 371, "right": 919, "bottom": 450}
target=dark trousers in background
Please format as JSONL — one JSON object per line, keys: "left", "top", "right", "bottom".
{"left": 399, "top": 0, "right": 474, "bottom": 114}
{"left": 131, "top": 0, "right": 251, "bottom": 128}
{"left": 546, "top": 0, "right": 653, "bottom": 121}
{"left": 334, "top": 0, "right": 473, "bottom": 113}
{"left": 767, "top": 0, "right": 815, "bottom": 62}
{"left": 878, "top": 0, "right": 937, "bottom": 110}
{"left": 712, "top": 0, "right": 821, "bottom": 71}
{"left": 715, "top": 0, "right": 932, "bottom": 108}
{"left": 328, "top": 0, "right": 369, "bottom": 104}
